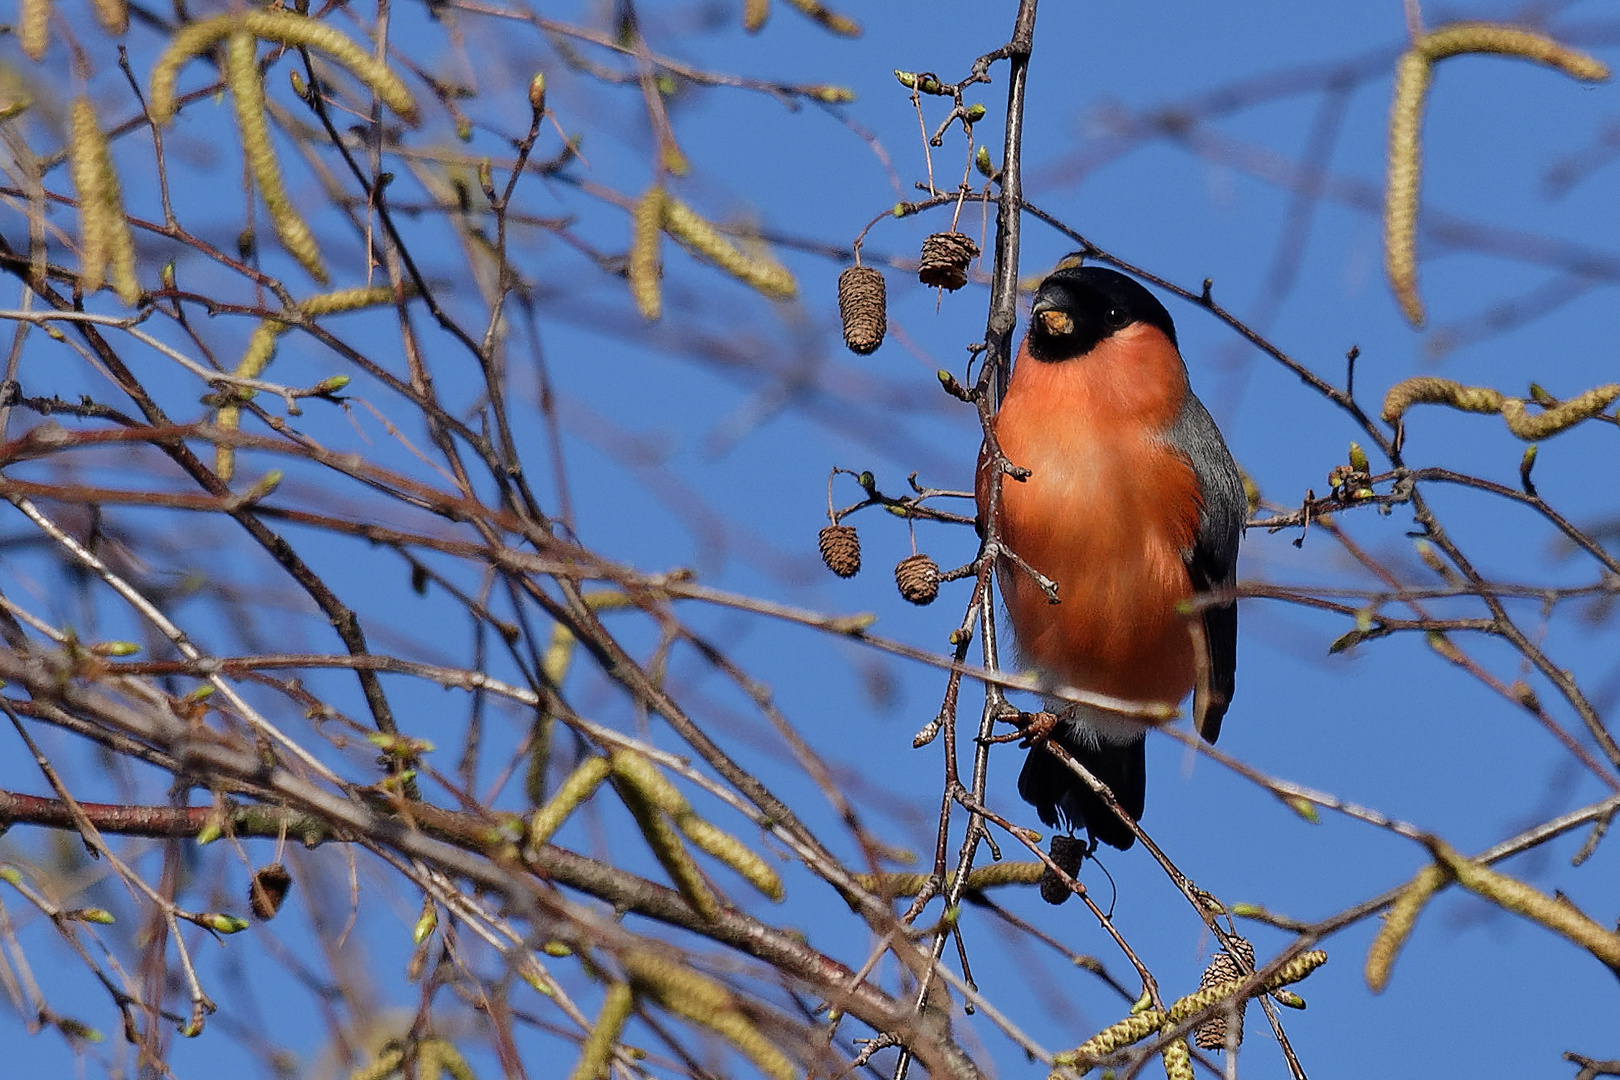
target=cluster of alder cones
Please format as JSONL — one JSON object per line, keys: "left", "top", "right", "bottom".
{"left": 817, "top": 524, "right": 939, "bottom": 606}
{"left": 836, "top": 230, "right": 979, "bottom": 355}
{"left": 821, "top": 231, "right": 979, "bottom": 601}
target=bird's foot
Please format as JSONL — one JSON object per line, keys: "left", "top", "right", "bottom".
{"left": 981, "top": 709, "right": 1060, "bottom": 746}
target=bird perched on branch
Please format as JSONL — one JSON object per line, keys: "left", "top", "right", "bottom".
{"left": 976, "top": 262, "right": 1242, "bottom": 851}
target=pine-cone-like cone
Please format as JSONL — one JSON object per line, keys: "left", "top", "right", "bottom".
{"left": 894, "top": 553, "right": 940, "bottom": 605}
{"left": 1040, "top": 834, "right": 1087, "bottom": 905}
{"left": 1193, "top": 937, "right": 1255, "bottom": 1050}
{"left": 918, "top": 231, "right": 979, "bottom": 291}
{"left": 838, "top": 266, "right": 886, "bottom": 354}
{"left": 818, "top": 525, "right": 861, "bottom": 578}
{"left": 249, "top": 863, "right": 293, "bottom": 921}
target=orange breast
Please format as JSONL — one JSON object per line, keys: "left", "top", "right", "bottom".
{"left": 981, "top": 325, "right": 1203, "bottom": 708}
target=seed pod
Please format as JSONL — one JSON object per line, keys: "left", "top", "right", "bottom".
{"left": 1193, "top": 939, "right": 1254, "bottom": 1050}
{"left": 918, "top": 231, "right": 979, "bottom": 291}
{"left": 1040, "top": 834, "right": 1085, "bottom": 906}
{"left": 895, "top": 553, "right": 940, "bottom": 605}
{"left": 837, "top": 266, "right": 886, "bottom": 354}
{"left": 248, "top": 863, "right": 292, "bottom": 920}
{"left": 817, "top": 524, "right": 860, "bottom": 577}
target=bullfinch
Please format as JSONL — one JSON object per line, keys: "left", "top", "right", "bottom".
{"left": 976, "top": 263, "right": 1243, "bottom": 851}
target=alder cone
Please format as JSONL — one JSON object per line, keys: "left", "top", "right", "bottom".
{"left": 1040, "top": 834, "right": 1087, "bottom": 906}
{"left": 837, "top": 266, "right": 886, "bottom": 354}
{"left": 818, "top": 525, "right": 861, "bottom": 578}
{"left": 249, "top": 863, "right": 293, "bottom": 921}
{"left": 1193, "top": 937, "right": 1255, "bottom": 1050}
{"left": 918, "top": 231, "right": 979, "bottom": 291}
{"left": 894, "top": 553, "right": 940, "bottom": 605}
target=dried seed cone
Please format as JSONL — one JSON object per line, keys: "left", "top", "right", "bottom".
{"left": 1193, "top": 945, "right": 1252, "bottom": 1050}
{"left": 918, "top": 231, "right": 979, "bottom": 291}
{"left": 895, "top": 553, "right": 940, "bottom": 605}
{"left": 818, "top": 524, "right": 860, "bottom": 577}
{"left": 248, "top": 863, "right": 292, "bottom": 920}
{"left": 837, "top": 266, "right": 886, "bottom": 354}
{"left": 1040, "top": 834, "right": 1086, "bottom": 906}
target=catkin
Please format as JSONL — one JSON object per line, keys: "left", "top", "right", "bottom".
{"left": 19, "top": 0, "right": 51, "bottom": 60}
{"left": 629, "top": 186, "right": 665, "bottom": 320}
{"left": 567, "top": 982, "right": 634, "bottom": 1080}
{"left": 618, "top": 783, "right": 719, "bottom": 921}
{"left": 1430, "top": 839, "right": 1620, "bottom": 973}
{"left": 662, "top": 197, "right": 798, "bottom": 300}
{"left": 1419, "top": 22, "right": 1611, "bottom": 79}
{"left": 527, "top": 756, "right": 611, "bottom": 848}
{"left": 1384, "top": 51, "right": 1431, "bottom": 327}
{"left": 90, "top": 0, "right": 128, "bottom": 35}
{"left": 1384, "top": 24, "right": 1608, "bottom": 328}
{"left": 1499, "top": 384, "right": 1620, "bottom": 440}
{"left": 1366, "top": 864, "right": 1448, "bottom": 992}
{"left": 239, "top": 10, "right": 419, "bottom": 123}
{"left": 226, "top": 32, "right": 328, "bottom": 282}
{"left": 149, "top": 15, "right": 239, "bottom": 123}
{"left": 69, "top": 99, "right": 112, "bottom": 295}
{"left": 1381, "top": 376, "right": 1505, "bottom": 422}
{"left": 677, "top": 816, "right": 783, "bottom": 901}
{"left": 621, "top": 952, "right": 794, "bottom": 1080}
{"left": 1051, "top": 1010, "right": 1167, "bottom": 1066}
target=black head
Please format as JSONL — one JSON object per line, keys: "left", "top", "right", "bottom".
{"left": 1026, "top": 262, "right": 1177, "bottom": 362}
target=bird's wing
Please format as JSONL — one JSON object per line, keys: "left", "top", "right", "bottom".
{"left": 1166, "top": 390, "right": 1244, "bottom": 742}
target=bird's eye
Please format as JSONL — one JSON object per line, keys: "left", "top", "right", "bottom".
{"left": 1103, "top": 306, "right": 1130, "bottom": 329}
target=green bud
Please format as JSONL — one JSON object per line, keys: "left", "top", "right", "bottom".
{"left": 1348, "top": 441, "right": 1369, "bottom": 472}
{"left": 975, "top": 146, "right": 994, "bottom": 177}
{"left": 894, "top": 70, "right": 917, "bottom": 89}
{"left": 413, "top": 898, "right": 437, "bottom": 944}
{"left": 964, "top": 103, "right": 986, "bottom": 122}
{"left": 528, "top": 72, "right": 547, "bottom": 114}
{"left": 205, "top": 913, "right": 250, "bottom": 934}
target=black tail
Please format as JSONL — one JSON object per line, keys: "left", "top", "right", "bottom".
{"left": 1018, "top": 732, "right": 1146, "bottom": 851}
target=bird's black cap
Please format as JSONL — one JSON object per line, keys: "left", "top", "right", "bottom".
{"left": 1027, "top": 262, "right": 1177, "bottom": 362}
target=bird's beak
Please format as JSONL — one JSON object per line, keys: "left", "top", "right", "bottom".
{"left": 1034, "top": 305, "right": 1074, "bottom": 337}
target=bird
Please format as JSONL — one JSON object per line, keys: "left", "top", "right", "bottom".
{"left": 975, "top": 261, "right": 1243, "bottom": 851}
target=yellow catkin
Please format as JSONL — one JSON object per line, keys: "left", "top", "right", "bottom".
{"left": 662, "top": 198, "right": 798, "bottom": 300}
{"left": 90, "top": 0, "right": 127, "bottom": 35}
{"left": 69, "top": 99, "right": 140, "bottom": 303}
{"left": 1384, "top": 51, "right": 1431, "bottom": 327}
{"left": 239, "top": 10, "right": 418, "bottom": 124}
{"left": 20, "top": 0, "right": 52, "bottom": 60}
{"left": 621, "top": 952, "right": 794, "bottom": 1080}
{"left": 299, "top": 285, "right": 397, "bottom": 315}
{"left": 743, "top": 0, "right": 769, "bottom": 33}
{"left": 347, "top": 1045, "right": 405, "bottom": 1080}
{"left": 781, "top": 0, "right": 859, "bottom": 37}
{"left": 567, "top": 982, "right": 634, "bottom": 1080}
{"left": 610, "top": 748, "right": 690, "bottom": 816}
{"left": 236, "top": 318, "right": 290, "bottom": 382}
{"left": 527, "top": 756, "right": 611, "bottom": 848}
{"left": 854, "top": 862, "right": 1047, "bottom": 896}
{"left": 1051, "top": 1010, "right": 1167, "bottom": 1066}
{"left": 1380, "top": 376, "right": 1505, "bottom": 422}
{"left": 1500, "top": 384, "right": 1620, "bottom": 440}
{"left": 677, "top": 816, "right": 783, "bottom": 901}
{"left": 149, "top": 14, "right": 238, "bottom": 123}
{"left": 1430, "top": 839, "right": 1620, "bottom": 972}
{"left": 629, "top": 185, "right": 664, "bottom": 321}
{"left": 68, "top": 99, "right": 112, "bottom": 294}
{"left": 1160, "top": 1032, "right": 1194, "bottom": 1080}
{"left": 226, "top": 32, "right": 328, "bottom": 283}
{"left": 1168, "top": 950, "right": 1329, "bottom": 1021}
{"left": 1365, "top": 863, "right": 1447, "bottom": 993}
{"left": 1419, "top": 21, "right": 1611, "bottom": 80}
{"left": 619, "top": 784, "right": 719, "bottom": 921}
{"left": 1385, "top": 25, "right": 1609, "bottom": 329}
